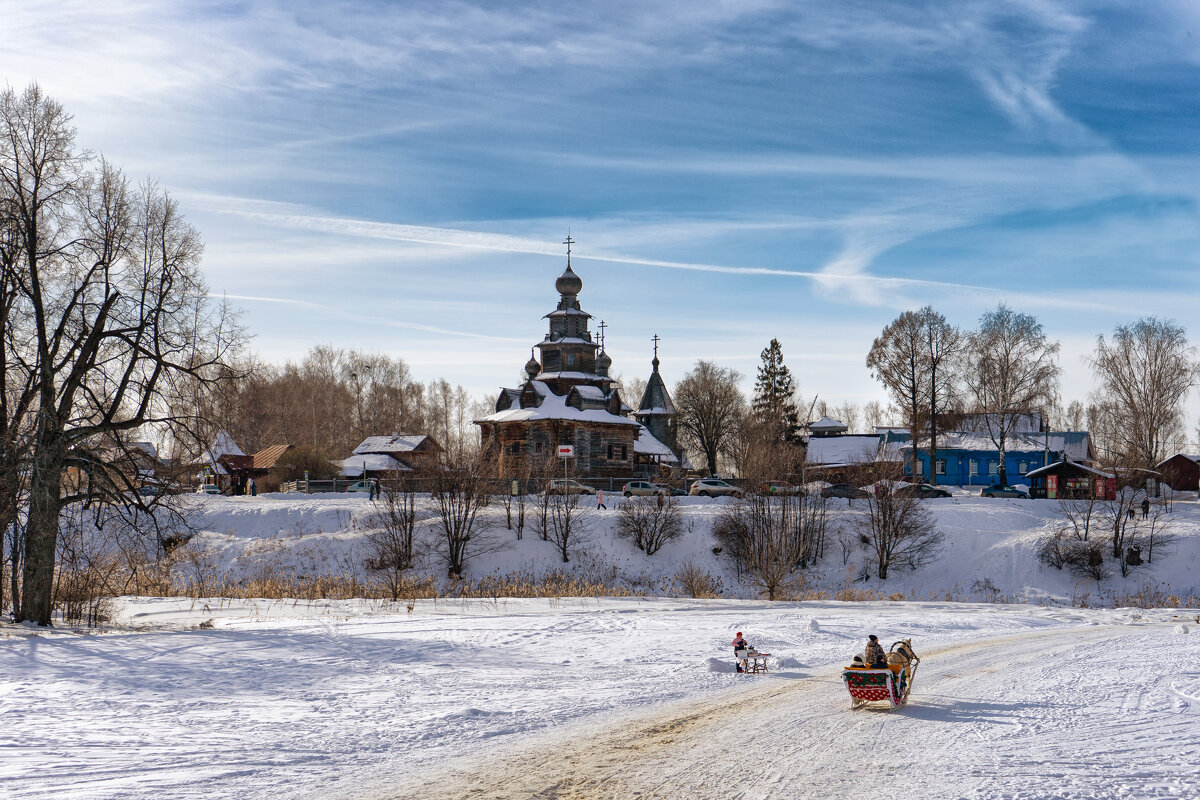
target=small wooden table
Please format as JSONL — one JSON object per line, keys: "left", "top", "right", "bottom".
{"left": 737, "top": 650, "right": 771, "bottom": 674}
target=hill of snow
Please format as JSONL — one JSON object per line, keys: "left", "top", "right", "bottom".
{"left": 176, "top": 489, "right": 1200, "bottom": 606}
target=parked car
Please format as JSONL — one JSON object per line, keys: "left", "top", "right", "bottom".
{"left": 893, "top": 483, "right": 952, "bottom": 499}
{"left": 138, "top": 484, "right": 172, "bottom": 497}
{"left": 545, "top": 479, "right": 597, "bottom": 496}
{"left": 981, "top": 484, "right": 1029, "bottom": 499}
{"left": 622, "top": 480, "right": 667, "bottom": 497}
{"left": 346, "top": 480, "right": 377, "bottom": 493}
{"left": 689, "top": 478, "right": 743, "bottom": 498}
{"left": 195, "top": 483, "right": 221, "bottom": 495}
{"left": 763, "top": 480, "right": 803, "bottom": 496}
{"left": 821, "top": 483, "right": 869, "bottom": 499}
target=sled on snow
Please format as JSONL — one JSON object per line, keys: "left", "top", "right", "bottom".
{"left": 842, "top": 640, "right": 920, "bottom": 710}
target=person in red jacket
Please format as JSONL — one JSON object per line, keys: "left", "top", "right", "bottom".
{"left": 732, "top": 631, "right": 750, "bottom": 673}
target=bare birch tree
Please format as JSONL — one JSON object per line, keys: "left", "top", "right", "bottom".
{"left": 1088, "top": 318, "right": 1199, "bottom": 469}
{"left": 963, "top": 305, "right": 1060, "bottom": 486}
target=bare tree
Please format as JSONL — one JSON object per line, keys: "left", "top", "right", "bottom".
{"left": 851, "top": 463, "right": 944, "bottom": 579}
{"left": 1, "top": 85, "right": 242, "bottom": 624}
{"left": 364, "top": 480, "right": 419, "bottom": 599}
{"left": 963, "top": 305, "right": 1060, "bottom": 486}
{"left": 615, "top": 496, "right": 684, "bottom": 555}
{"left": 867, "top": 310, "right": 928, "bottom": 481}
{"left": 867, "top": 307, "right": 964, "bottom": 486}
{"left": 863, "top": 401, "right": 887, "bottom": 431}
{"left": 429, "top": 455, "right": 494, "bottom": 579}
{"left": 675, "top": 360, "right": 746, "bottom": 476}
{"left": 712, "top": 490, "right": 830, "bottom": 599}
{"left": 547, "top": 489, "right": 592, "bottom": 563}
{"left": 1088, "top": 318, "right": 1200, "bottom": 469}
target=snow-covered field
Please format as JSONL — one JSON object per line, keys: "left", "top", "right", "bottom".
{"left": 5, "top": 491, "right": 1200, "bottom": 798}
{"left": 3, "top": 598, "right": 1197, "bottom": 799}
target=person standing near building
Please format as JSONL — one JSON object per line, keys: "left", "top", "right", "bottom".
{"left": 597, "top": 488, "right": 606, "bottom": 509}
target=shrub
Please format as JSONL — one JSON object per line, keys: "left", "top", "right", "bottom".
{"left": 615, "top": 496, "right": 684, "bottom": 555}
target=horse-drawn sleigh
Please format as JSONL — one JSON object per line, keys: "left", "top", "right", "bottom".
{"left": 841, "top": 639, "right": 919, "bottom": 710}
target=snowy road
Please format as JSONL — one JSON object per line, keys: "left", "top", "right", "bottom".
{"left": 4, "top": 600, "right": 1198, "bottom": 799}
{"left": 375, "top": 624, "right": 1200, "bottom": 800}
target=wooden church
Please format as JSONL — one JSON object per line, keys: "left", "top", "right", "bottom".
{"left": 475, "top": 242, "right": 684, "bottom": 480}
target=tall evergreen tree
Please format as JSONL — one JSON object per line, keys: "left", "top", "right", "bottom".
{"left": 752, "top": 339, "right": 801, "bottom": 442}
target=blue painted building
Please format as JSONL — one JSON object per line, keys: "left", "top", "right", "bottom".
{"left": 901, "top": 431, "right": 1095, "bottom": 486}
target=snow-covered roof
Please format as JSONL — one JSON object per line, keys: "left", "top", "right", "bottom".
{"left": 1157, "top": 453, "right": 1200, "bottom": 468}
{"left": 902, "top": 431, "right": 1091, "bottom": 461}
{"left": 544, "top": 308, "right": 592, "bottom": 318}
{"left": 1024, "top": 459, "right": 1113, "bottom": 479}
{"left": 210, "top": 430, "right": 244, "bottom": 458}
{"left": 195, "top": 430, "right": 244, "bottom": 474}
{"left": 338, "top": 454, "right": 413, "bottom": 476}
{"left": 476, "top": 381, "right": 639, "bottom": 427}
{"left": 807, "top": 434, "right": 899, "bottom": 465}
{"left": 571, "top": 385, "right": 607, "bottom": 401}
{"left": 634, "top": 426, "right": 678, "bottom": 462}
{"left": 353, "top": 434, "right": 431, "bottom": 455}
{"left": 809, "top": 416, "right": 848, "bottom": 432}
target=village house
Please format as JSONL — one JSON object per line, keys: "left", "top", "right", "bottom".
{"left": 337, "top": 433, "right": 442, "bottom": 478}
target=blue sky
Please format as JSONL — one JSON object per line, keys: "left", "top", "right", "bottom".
{"left": 4, "top": 1, "right": 1200, "bottom": 419}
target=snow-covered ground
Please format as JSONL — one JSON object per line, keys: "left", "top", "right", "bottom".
{"left": 5, "top": 491, "right": 1200, "bottom": 798}
{"left": 3, "top": 598, "right": 1197, "bottom": 799}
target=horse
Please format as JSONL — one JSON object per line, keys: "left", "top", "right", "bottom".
{"left": 886, "top": 638, "right": 917, "bottom": 668}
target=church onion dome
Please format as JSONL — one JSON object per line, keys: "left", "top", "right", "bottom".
{"left": 596, "top": 349, "right": 612, "bottom": 373}
{"left": 525, "top": 354, "right": 541, "bottom": 379}
{"left": 556, "top": 264, "right": 583, "bottom": 296}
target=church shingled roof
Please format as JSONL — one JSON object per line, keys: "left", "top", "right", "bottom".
{"left": 636, "top": 369, "right": 675, "bottom": 416}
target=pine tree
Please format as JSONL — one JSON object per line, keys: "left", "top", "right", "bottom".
{"left": 752, "top": 339, "right": 801, "bottom": 442}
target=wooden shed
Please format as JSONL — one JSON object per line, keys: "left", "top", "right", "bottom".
{"left": 1155, "top": 454, "right": 1200, "bottom": 492}
{"left": 1024, "top": 459, "right": 1114, "bottom": 500}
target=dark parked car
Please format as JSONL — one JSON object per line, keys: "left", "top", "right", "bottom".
{"left": 894, "top": 483, "right": 952, "bottom": 499}
{"left": 821, "top": 483, "right": 869, "bottom": 499}
{"left": 981, "top": 484, "right": 1029, "bottom": 499}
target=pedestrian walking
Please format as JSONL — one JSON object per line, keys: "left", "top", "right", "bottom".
{"left": 597, "top": 488, "right": 606, "bottom": 509}
{"left": 1141, "top": 496, "right": 1150, "bottom": 518}
{"left": 249, "top": 478, "right": 257, "bottom": 497}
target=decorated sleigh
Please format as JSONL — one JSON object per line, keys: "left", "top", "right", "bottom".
{"left": 842, "top": 640, "right": 920, "bottom": 709}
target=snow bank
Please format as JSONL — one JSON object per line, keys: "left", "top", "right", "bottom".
{"left": 168, "top": 491, "right": 1200, "bottom": 607}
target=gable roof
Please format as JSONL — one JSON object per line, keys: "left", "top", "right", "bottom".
{"left": 353, "top": 434, "right": 437, "bottom": 455}
{"left": 1157, "top": 453, "right": 1200, "bottom": 469}
{"left": 806, "top": 434, "right": 901, "bottom": 466}
{"left": 338, "top": 453, "right": 414, "bottom": 476}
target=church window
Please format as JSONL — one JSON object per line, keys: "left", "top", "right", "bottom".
{"left": 621, "top": 445, "right": 627, "bottom": 460}
{"left": 607, "top": 444, "right": 614, "bottom": 459}
{"left": 567, "top": 353, "right": 575, "bottom": 367}
{"left": 508, "top": 442, "right": 521, "bottom": 455}
{"left": 534, "top": 441, "right": 544, "bottom": 454}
